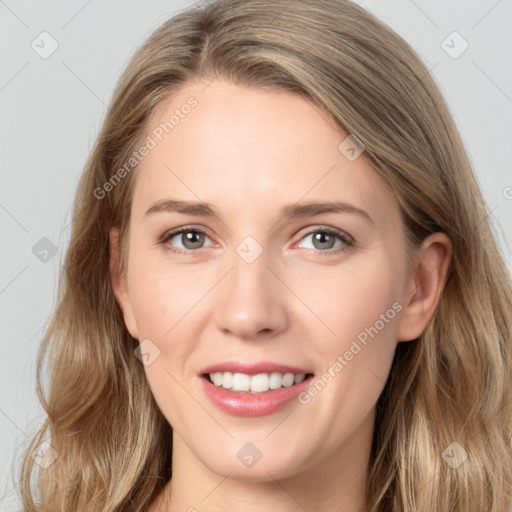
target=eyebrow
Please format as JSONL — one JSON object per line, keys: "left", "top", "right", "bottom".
{"left": 144, "top": 199, "right": 373, "bottom": 224}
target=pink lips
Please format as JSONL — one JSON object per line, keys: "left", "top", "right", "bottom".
{"left": 199, "top": 361, "right": 314, "bottom": 417}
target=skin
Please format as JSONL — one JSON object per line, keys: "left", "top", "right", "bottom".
{"left": 110, "top": 78, "right": 452, "bottom": 512}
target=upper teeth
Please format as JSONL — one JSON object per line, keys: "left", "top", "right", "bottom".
{"left": 209, "top": 372, "right": 306, "bottom": 393}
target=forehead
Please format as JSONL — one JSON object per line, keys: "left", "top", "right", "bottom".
{"left": 130, "top": 79, "right": 397, "bottom": 224}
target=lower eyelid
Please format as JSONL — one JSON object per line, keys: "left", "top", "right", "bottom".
{"left": 161, "top": 227, "right": 353, "bottom": 253}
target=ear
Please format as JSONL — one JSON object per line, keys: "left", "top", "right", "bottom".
{"left": 109, "top": 227, "right": 139, "bottom": 340}
{"left": 397, "top": 232, "right": 452, "bottom": 342}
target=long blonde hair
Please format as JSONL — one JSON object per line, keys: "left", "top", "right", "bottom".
{"left": 18, "top": 0, "right": 512, "bottom": 510}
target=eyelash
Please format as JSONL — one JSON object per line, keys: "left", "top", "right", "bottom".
{"left": 158, "top": 225, "right": 354, "bottom": 257}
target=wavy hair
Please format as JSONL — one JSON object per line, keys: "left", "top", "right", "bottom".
{"left": 18, "top": 0, "right": 512, "bottom": 510}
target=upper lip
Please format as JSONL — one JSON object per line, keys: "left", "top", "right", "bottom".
{"left": 200, "top": 361, "right": 313, "bottom": 376}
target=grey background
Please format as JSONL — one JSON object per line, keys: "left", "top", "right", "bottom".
{"left": 1, "top": 1, "right": 511, "bottom": 509}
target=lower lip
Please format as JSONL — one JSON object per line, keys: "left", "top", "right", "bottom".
{"left": 200, "top": 375, "right": 314, "bottom": 417}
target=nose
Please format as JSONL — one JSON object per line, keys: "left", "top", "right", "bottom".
{"left": 213, "top": 248, "right": 289, "bottom": 340}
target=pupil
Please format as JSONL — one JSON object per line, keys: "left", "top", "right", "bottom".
{"left": 314, "top": 232, "right": 334, "bottom": 250}
{"left": 183, "top": 231, "right": 204, "bottom": 249}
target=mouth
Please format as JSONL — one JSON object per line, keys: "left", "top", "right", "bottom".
{"left": 202, "top": 371, "right": 315, "bottom": 394}
{"left": 198, "top": 362, "right": 315, "bottom": 417}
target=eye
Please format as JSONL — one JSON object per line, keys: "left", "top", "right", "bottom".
{"left": 159, "top": 225, "right": 354, "bottom": 256}
{"left": 159, "top": 226, "right": 213, "bottom": 254}
{"left": 295, "top": 227, "right": 353, "bottom": 255}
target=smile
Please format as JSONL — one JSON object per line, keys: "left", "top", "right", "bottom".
{"left": 199, "top": 362, "right": 314, "bottom": 417}
{"left": 207, "top": 371, "right": 307, "bottom": 393}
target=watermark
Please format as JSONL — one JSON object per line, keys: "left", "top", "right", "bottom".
{"left": 338, "top": 134, "right": 365, "bottom": 161}
{"left": 236, "top": 236, "right": 264, "bottom": 264}
{"left": 32, "top": 236, "right": 58, "bottom": 263}
{"left": 134, "top": 338, "right": 161, "bottom": 366}
{"left": 237, "top": 442, "right": 263, "bottom": 468}
{"left": 298, "top": 301, "right": 402, "bottom": 405}
{"left": 441, "top": 441, "right": 468, "bottom": 468}
{"left": 503, "top": 186, "right": 512, "bottom": 200}
{"left": 31, "top": 31, "right": 59, "bottom": 59}
{"left": 93, "top": 96, "right": 198, "bottom": 200}
{"left": 441, "top": 31, "right": 469, "bottom": 60}
{"left": 152, "top": 96, "right": 198, "bottom": 141}
{"left": 32, "top": 441, "right": 58, "bottom": 469}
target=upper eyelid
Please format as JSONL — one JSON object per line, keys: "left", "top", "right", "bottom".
{"left": 295, "top": 225, "right": 353, "bottom": 241}
{"left": 163, "top": 224, "right": 353, "bottom": 247}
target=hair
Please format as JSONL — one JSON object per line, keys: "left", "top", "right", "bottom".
{"left": 17, "top": 0, "right": 512, "bottom": 510}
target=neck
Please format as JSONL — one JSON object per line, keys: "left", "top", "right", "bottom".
{"left": 153, "top": 409, "right": 374, "bottom": 512}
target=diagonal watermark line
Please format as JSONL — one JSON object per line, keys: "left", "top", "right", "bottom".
{"left": 402, "top": 61, "right": 439, "bottom": 103}
{"left": 59, "top": 202, "right": 88, "bottom": 233}
{"left": 61, "top": 61, "right": 108, "bottom": 107}
{"left": 368, "top": 367, "right": 386, "bottom": 385}
{"left": 480, "top": 204, "right": 499, "bottom": 225}
{"left": 61, "top": 0, "right": 94, "bottom": 29}
{"left": 472, "top": 61, "right": 512, "bottom": 104}
{"left": 266, "top": 265, "right": 336, "bottom": 335}
{"left": 201, "top": 69, "right": 222, "bottom": 93}
{"left": 164, "top": 163, "right": 233, "bottom": 233}
{"left": 457, "top": 399, "right": 479, "bottom": 438}
{"left": 0, "top": 62, "right": 29, "bottom": 92}
{"left": 415, "top": 473, "right": 436, "bottom": 500}
{"left": 265, "top": 409, "right": 294, "bottom": 438}
{"left": 0, "top": 408, "right": 29, "bottom": 438}
{"left": 266, "top": 164, "right": 337, "bottom": 234}
{"left": 0, "top": 0, "right": 29, "bottom": 28}
{"left": 268, "top": 0, "right": 296, "bottom": 28}
{"left": 472, "top": 0, "right": 503, "bottom": 29}
{"left": 0, "top": 266, "right": 28, "bottom": 295}
{"left": 0, "top": 202, "right": 29, "bottom": 233}
{"left": 163, "top": 368, "right": 234, "bottom": 438}
{"left": 25, "top": 323, "right": 48, "bottom": 346}
{"left": 406, "top": 0, "right": 439, "bottom": 28}
{"left": 164, "top": 267, "right": 234, "bottom": 336}
{"left": 0, "top": 478, "right": 20, "bottom": 507}
{"left": 201, "top": 471, "right": 233, "bottom": 502}
{"left": 266, "top": 471, "right": 309, "bottom": 511}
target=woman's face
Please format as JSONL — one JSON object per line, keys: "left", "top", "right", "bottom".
{"left": 111, "top": 78, "right": 424, "bottom": 482}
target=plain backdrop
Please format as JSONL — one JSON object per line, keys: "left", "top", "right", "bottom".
{"left": 1, "top": 1, "right": 511, "bottom": 509}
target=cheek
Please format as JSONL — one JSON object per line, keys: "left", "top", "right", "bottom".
{"left": 129, "top": 275, "right": 175, "bottom": 339}
{"left": 127, "top": 259, "right": 204, "bottom": 427}
{"left": 128, "top": 247, "right": 207, "bottom": 336}
{"left": 127, "top": 252, "right": 214, "bottom": 381}
{"left": 294, "top": 259, "right": 402, "bottom": 435}
{"left": 293, "top": 255, "right": 401, "bottom": 354}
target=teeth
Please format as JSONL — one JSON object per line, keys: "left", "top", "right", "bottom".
{"left": 209, "top": 371, "right": 307, "bottom": 393}
{"left": 269, "top": 372, "right": 282, "bottom": 389}
{"left": 294, "top": 373, "right": 305, "bottom": 384}
{"left": 251, "top": 373, "right": 269, "bottom": 393}
{"left": 232, "top": 372, "right": 250, "bottom": 391}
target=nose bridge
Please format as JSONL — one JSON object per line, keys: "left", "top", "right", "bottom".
{"left": 214, "top": 238, "right": 287, "bottom": 337}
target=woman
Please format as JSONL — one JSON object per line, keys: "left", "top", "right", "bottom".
{"left": 19, "top": 0, "right": 512, "bottom": 510}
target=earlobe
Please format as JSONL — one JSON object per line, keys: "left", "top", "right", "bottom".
{"left": 109, "top": 227, "right": 139, "bottom": 339}
{"left": 396, "top": 232, "right": 452, "bottom": 342}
